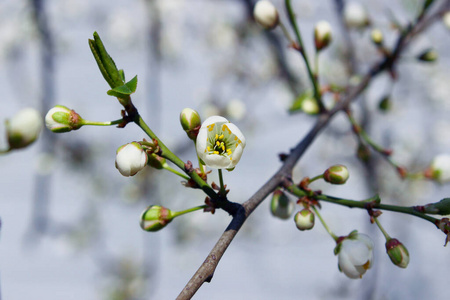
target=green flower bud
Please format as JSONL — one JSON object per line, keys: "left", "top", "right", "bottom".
{"left": 357, "top": 143, "right": 371, "bottom": 162}
{"left": 294, "top": 209, "right": 315, "bottom": 231}
{"left": 270, "top": 190, "right": 294, "bottom": 220}
{"left": 417, "top": 48, "right": 438, "bottom": 62}
{"left": 323, "top": 164, "right": 349, "bottom": 185}
{"left": 378, "top": 96, "right": 391, "bottom": 112}
{"left": 371, "top": 28, "right": 383, "bottom": 46}
{"left": 140, "top": 205, "right": 174, "bottom": 232}
{"left": 45, "top": 105, "right": 83, "bottom": 133}
{"left": 422, "top": 198, "right": 450, "bottom": 215}
{"left": 314, "top": 21, "right": 332, "bottom": 51}
{"left": 385, "top": 238, "right": 410, "bottom": 268}
{"left": 6, "top": 108, "right": 43, "bottom": 149}
{"left": 180, "top": 108, "right": 201, "bottom": 140}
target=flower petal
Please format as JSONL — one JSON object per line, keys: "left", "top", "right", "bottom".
{"left": 201, "top": 116, "right": 229, "bottom": 128}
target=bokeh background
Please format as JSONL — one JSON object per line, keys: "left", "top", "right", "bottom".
{"left": 1, "top": 0, "right": 450, "bottom": 299}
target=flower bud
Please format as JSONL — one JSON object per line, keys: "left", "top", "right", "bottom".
{"left": 253, "top": 0, "right": 279, "bottom": 30}
{"left": 343, "top": 2, "right": 369, "bottom": 29}
{"left": 294, "top": 209, "right": 315, "bottom": 231}
{"left": 335, "top": 231, "right": 373, "bottom": 279}
{"left": 385, "top": 238, "right": 409, "bottom": 268}
{"left": 428, "top": 154, "right": 450, "bottom": 183}
{"left": 115, "top": 142, "right": 148, "bottom": 177}
{"left": 314, "top": 21, "right": 332, "bottom": 51}
{"left": 140, "top": 205, "right": 174, "bottom": 232}
{"left": 6, "top": 108, "right": 43, "bottom": 149}
{"left": 301, "top": 97, "right": 320, "bottom": 115}
{"left": 371, "top": 28, "right": 383, "bottom": 46}
{"left": 357, "top": 143, "right": 371, "bottom": 162}
{"left": 270, "top": 190, "right": 294, "bottom": 220}
{"left": 323, "top": 164, "right": 349, "bottom": 185}
{"left": 417, "top": 48, "right": 438, "bottom": 62}
{"left": 378, "top": 96, "right": 391, "bottom": 112}
{"left": 45, "top": 105, "right": 83, "bottom": 133}
{"left": 180, "top": 108, "right": 201, "bottom": 141}
{"left": 443, "top": 11, "right": 450, "bottom": 30}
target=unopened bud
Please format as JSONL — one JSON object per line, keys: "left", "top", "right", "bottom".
{"left": 314, "top": 21, "right": 332, "bottom": 51}
{"left": 443, "top": 11, "right": 450, "bottom": 30}
{"left": 301, "top": 97, "right": 320, "bottom": 115}
{"left": 417, "top": 48, "right": 438, "bottom": 62}
{"left": 385, "top": 238, "right": 410, "bottom": 268}
{"left": 378, "top": 96, "right": 391, "bottom": 112}
{"left": 270, "top": 190, "right": 294, "bottom": 220}
{"left": 323, "top": 164, "right": 349, "bottom": 185}
{"left": 294, "top": 209, "right": 315, "bottom": 231}
{"left": 6, "top": 108, "right": 43, "bottom": 149}
{"left": 428, "top": 154, "right": 450, "bottom": 183}
{"left": 357, "top": 143, "right": 371, "bottom": 162}
{"left": 180, "top": 108, "right": 201, "bottom": 141}
{"left": 140, "top": 205, "right": 174, "bottom": 232}
{"left": 253, "top": 0, "right": 279, "bottom": 30}
{"left": 422, "top": 198, "right": 450, "bottom": 215}
{"left": 45, "top": 105, "right": 83, "bottom": 133}
{"left": 343, "top": 2, "right": 370, "bottom": 29}
{"left": 371, "top": 29, "right": 383, "bottom": 45}
{"left": 115, "top": 142, "right": 148, "bottom": 177}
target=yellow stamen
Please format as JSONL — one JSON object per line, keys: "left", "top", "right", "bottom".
{"left": 222, "top": 124, "right": 231, "bottom": 134}
{"left": 207, "top": 124, "right": 215, "bottom": 132}
{"left": 207, "top": 146, "right": 211, "bottom": 152}
{"left": 215, "top": 134, "right": 219, "bottom": 140}
{"left": 214, "top": 151, "right": 219, "bottom": 155}
{"left": 227, "top": 149, "right": 232, "bottom": 155}
{"left": 219, "top": 134, "right": 224, "bottom": 139}
{"left": 222, "top": 145, "right": 225, "bottom": 151}
{"left": 216, "top": 141, "right": 221, "bottom": 147}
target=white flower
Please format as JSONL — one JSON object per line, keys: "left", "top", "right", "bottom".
{"left": 253, "top": 0, "right": 279, "bottom": 30}
{"left": 343, "top": 1, "right": 369, "bottom": 28}
{"left": 6, "top": 108, "right": 43, "bottom": 149}
{"left": 335, "top": 232, "right": 374, "bottom": 279}
{"left": 115, "top": 142, "right": 148, "bottom": 177}
{"left": 314, "top": 21, "right": 332, "bottom": 50}
{"left": 430, "top": 154, "right": 450, "bottom": 182}
{"left": 196, "top": 116, "right": 245, "bottom": 170}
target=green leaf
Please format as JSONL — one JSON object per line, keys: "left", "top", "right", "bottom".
{"left": 106, "top": 75, "right": 138, "bottom": 98}
{"left": 89, "top": 32, "right": 124, "bottom": 89}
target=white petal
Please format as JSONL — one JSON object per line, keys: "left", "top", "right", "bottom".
{"left": 201, "top": 115, "right": 229, "bottom": 128}
{"left": 196, "top": 126, "right": 208, "bottom": 154}
{"left": 338, "top": 251, "right": 361, "bottom": 279}
{"left": 231, "top": 144, "right": 244, "bottom": 166}
{"left": 226, "top": 122, "right": 246, "bottom": 148}
{"left": 202, "top": 153, "right": 233, "bottom": 169}
{"left": 344, "top": 240, "right": 370, "bottom": 266}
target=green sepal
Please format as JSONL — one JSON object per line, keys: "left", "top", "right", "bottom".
{"left": 106, "top": 75, "right": 138, "bottom": 98}
{"left": 89, "top": 31, "right": 124, "bottom": 89}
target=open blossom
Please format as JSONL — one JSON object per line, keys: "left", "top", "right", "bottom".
{"left": 196, "top": 116, "right": 245, "bottom": 170}
{"left": 6, "top": 108, "right": 43, "bottom": 149}
{"left": 335, "top": 232, "right": 374, "bottom": 279}
{"left": 115, "top": 142, "right": 148, "bottom": 176}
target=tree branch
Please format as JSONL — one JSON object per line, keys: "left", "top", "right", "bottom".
{"left": 176, "top": 2, "right": 449, "bottom": 299}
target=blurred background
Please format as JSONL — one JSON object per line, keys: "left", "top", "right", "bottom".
{"left": 1, "top": 0, "right": 450, "bottom": 299}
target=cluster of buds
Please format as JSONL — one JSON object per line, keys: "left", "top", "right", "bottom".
{"left": 5, "top": 108, "right": 43, "bottom": 150}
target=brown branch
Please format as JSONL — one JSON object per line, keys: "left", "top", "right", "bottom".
{"left": 176, "top": 2, "right": 449, "bottom": 299}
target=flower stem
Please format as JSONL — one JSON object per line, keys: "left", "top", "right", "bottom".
{"left": 312, "top": 206, "right": 338, "bottom": 241}
{"left": 218, "top": 169, "right": 225, "bottom": 195}
{"left": 308, "top": 174, "right": 324, "bottom": 184}
{"left": 285, "top": 0, "right": 325, "bottom": 112}
{"left": 374, "top": 217, "right": 391, "bottom": 241}
{"left": 163, "top": 164, "right": 191, "bottom": 180}
{"left": 81, "top": 118, "right": 124, "bottom": 126}
{"left": 279, "top": 21, "right": 295, "bottom": 45}
{"left": 172, "top": 205, "right": 209, "bottom": 218}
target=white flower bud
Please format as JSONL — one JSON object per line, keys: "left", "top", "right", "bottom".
{"left": 196, "top": 116, "right": 245, "bottom": 170}
{"left": 6, "top": 108, "right": 43, "bottom": 149}
{"left": 335, "top": 231, "right": 374, "bottom": 279}
{"left": 343, "top": 2, "right": 369, "bottom": 29}
{"left": 270, "top": 190, "right": 294, "bottom": 220}
{"left": 314, "top": 21, "right": 332, "bottom": 51}
{"left": 45, "top": 105, "right": 83, "bottom": 133}
{"left": 253, "top": 0, "right": 279, "bottom": 30}
{"left": 294, "top": 209, "right": 315, "bottom": 231}
{"left": 323, "top": 164, "right": 349, "bottom": 185}
{"left": 429, "top": 154, "right": 450, "bottom": 182}
{"left": 180, "top": 108, "right": 201, "bottom": 140}
{"left": 115, "top": 142, "right": 148, "bottom": 177}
